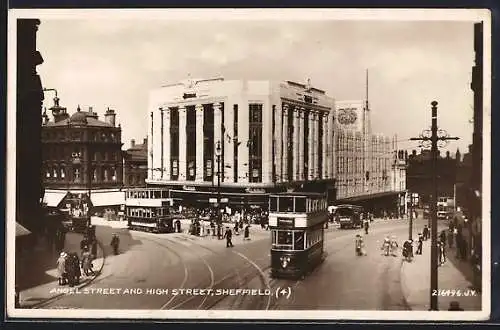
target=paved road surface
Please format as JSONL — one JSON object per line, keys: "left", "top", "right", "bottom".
{"left": 37, "top": 219, "right": 429, "bottom": 310}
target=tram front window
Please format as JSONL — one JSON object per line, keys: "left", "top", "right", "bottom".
{"left": 273, "top": 230, "right": 293, "bottom": 250}
{"left": 294, "top": 231, "right": 305, "bottom": 250}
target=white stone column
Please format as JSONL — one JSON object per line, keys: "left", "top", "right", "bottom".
{"left": 262, "top": 102, "right": 272, "bottom": 184}
{"left": 292, "top": 106, "right": 299, "bottom": 181}
{"left": 163, "top": 108, "right": 171, "bottom": 180}
{"left": 314, "top": 112, "right": 319, "bottom": 179}
{"left": 213, "top": 102, "right": 222, "bottom": 183}
{"left": 312, "top": 112, "right": 318, "bottom": 179}
{"left": 224, "top": 102, "right": 234, "bottom": 182}
{"left": 148, "top": 111, "right": 153, "bottom": 180}
{"left": 178, "top": 105, "right": 187, "bottom": 182}
{"left": 152, "top": 110, "right": 161, "bottom": 181}
{"left": 322, "top": 113, "right": 328, "bottom": 179}
{"left": 298, "top": 108, "right": 304, "bottom": 181}
{"left": 238, "top": 102, "right": 249, "bottom": 183}
{"left": 329, "top": 110, "right": 335, "bottom": 179}
{"left": 274, "top": 104, "right": 282, "bottom": 183}
{"left": 308, "top": 111, "right": 314, "bottom": 180}
{"left": 282, "top": 104, "right": 289, "bottom": 182}
{"left": 195, "top": 104, "right": 204, "bottom": 182}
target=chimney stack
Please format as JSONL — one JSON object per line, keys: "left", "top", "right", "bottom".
{"left": 131, "top": 139, "right": 135, "bottom": 147}
{"left": 143, "top": 137, "right": 147, "bottom": 145}
{"left": 105, "top": 108, "right": 116, "bottom": 127}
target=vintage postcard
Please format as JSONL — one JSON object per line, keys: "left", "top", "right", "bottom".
{"left": 6, "top": 8, "right": 491, "bottom": 321}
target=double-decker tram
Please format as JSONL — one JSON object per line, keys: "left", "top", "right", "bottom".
{"left": 268, "top": 192, "right": 329, "bottom": 279}
{"left": 125, "top": 188, "right": 175, "bottom": 233}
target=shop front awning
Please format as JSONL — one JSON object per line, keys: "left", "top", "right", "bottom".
{"left": 16, "top": 222, "right": 31, "bottom": 237}
{"left": 336, "top": 191, "right": 404, "bottom": 203}
{"left": 90, "top": 191, "right": 125, "bottom": 206}
{"left": 43, "top": 191, "right": 68, "bottom": 207}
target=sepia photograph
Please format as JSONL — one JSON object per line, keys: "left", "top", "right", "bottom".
{"left": 6, "top": 8, "right": 491, "bottom": 321}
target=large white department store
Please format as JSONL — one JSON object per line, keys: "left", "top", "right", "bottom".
{"left": 145, "top": 77, "right": 406, "bottom": 214}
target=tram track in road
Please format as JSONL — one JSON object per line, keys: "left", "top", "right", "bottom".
{"left": 163, "top": 236, "right": 272, "bottom": 310}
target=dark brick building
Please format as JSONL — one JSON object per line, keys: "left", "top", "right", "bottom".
{"left": 406, "top": 149, "right": 458, "bottom": 205}
{"left": 123, "top": 138, "right": 148, "bottom": 187}
{"left": 41, "top": 98, "right": 124, "bottom": 213}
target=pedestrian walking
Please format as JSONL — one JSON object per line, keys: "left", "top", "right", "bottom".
{"left": 224, "top": 227, "right": 234, "bottom": 247}
{"left": 211, "top": 221, "right": 216, "bottom": 237}
{"left": 57, "top": 252, "right": 67, "bottom": 285}
{"left": 234, "top": 222, "right": 239, "bottom": 235}
{"left": 110, "top": 233, "right": 120, "bottom": 255}
{"left": 423, "top": 225, "right": 430, "bottom": 241}
{"left": 243, "top": 224, "right": 250, "bottom": 240}
{"left": 390, "top": 236, "right": 399, "bottom": 256}
{"left": 81, "top": 250, "right": 94, "bottom": 276}
{"left": 438, "top": 240, "right": 446, "bottom": 265}
{"left": 439, "top": 230, "right": 447, "bottom": 246}
{"left": 175, "top": 219, "right": 181, "bottom": 233}
{"left": 217, "top": 224, "right": 222, "bottom": 240}
{"left": 416, "top": 233, "right": 423, "bottom": 255}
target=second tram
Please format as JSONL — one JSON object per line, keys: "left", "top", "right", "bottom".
{"left": 125, "top": 188, "right": 175, "bottom": 233}
{"left": 268, "top": 192, "right": 329, "bottom": 279}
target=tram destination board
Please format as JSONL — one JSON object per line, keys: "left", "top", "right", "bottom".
{"left": 277, "top": 217, "right": 294, "bottom": 228}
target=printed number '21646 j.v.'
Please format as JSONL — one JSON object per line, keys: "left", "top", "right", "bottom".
{"left": 432, "top": 289, "right": 478, "bottom": 297}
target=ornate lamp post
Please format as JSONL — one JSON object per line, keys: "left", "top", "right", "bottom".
{"left": 411, "top": 101, "right": 459, "bottom": 311}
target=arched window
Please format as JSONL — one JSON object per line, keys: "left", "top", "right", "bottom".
{"left": 104, "top": 168, "right": 109, "bottom": 181}
{"left": 61, "top": 168, "right": 65, "bottom": 179}
{"left": 46, "top": 168, "right": 51, "bottom": 178}
{"left": 53, "top": 168, "right": 58, "bottom": 179}
{"left": 112, "top": 168, "right": 117, "bottom": 181}
{"left": 93, "top": 168, "right": 97, "bottom": 181}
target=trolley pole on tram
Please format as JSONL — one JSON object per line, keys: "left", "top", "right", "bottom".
{"left": 215, "top": 141, "right": 222, "bottom": 225}
{"left": 410, "top": 101, "right": 459, "bottom": 311}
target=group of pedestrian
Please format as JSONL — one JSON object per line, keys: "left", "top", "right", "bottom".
{"left": 56, "top": 226, "right": 100, "bottom": 287}
{"left": 56, "top": 251, "right": 87, "bottom": 287}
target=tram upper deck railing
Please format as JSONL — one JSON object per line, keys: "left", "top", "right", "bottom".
{"left": 269, "top": 193, "right": 328, "bottom": 214}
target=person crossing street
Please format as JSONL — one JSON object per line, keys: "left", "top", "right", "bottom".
{"left": 224, "top": 227, "right": 234, "bottom": 247}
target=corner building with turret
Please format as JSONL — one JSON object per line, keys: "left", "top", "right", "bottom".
{"left": 41, "top": 96, "right": 125, "bottom": 215}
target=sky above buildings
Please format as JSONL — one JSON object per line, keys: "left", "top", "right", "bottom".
{"left": 35, "top": 11, "right": 479, "bottom": 154}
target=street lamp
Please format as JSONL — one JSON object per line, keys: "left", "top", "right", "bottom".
{"left": 215, "top": 140, "right": 222, "bottom": 225}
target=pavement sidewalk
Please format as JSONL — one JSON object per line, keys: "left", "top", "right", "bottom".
{"left": 18, "top": 232, "right": 106, "bottom": 308}
{"left": 400, "top": 240, "right": 481, "bottom": 311}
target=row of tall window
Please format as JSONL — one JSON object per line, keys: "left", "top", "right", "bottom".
{"left": 282, "top": 105, "right": 325, "bottom": 182}
{"left": 248, "top": 103, "right": 263, "bottom": 183}
{"left": 44, "top": 166, "right": 118, "bottom": 183}
{"left": 157, "top": 103, "right": 262, "bottom": 183}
